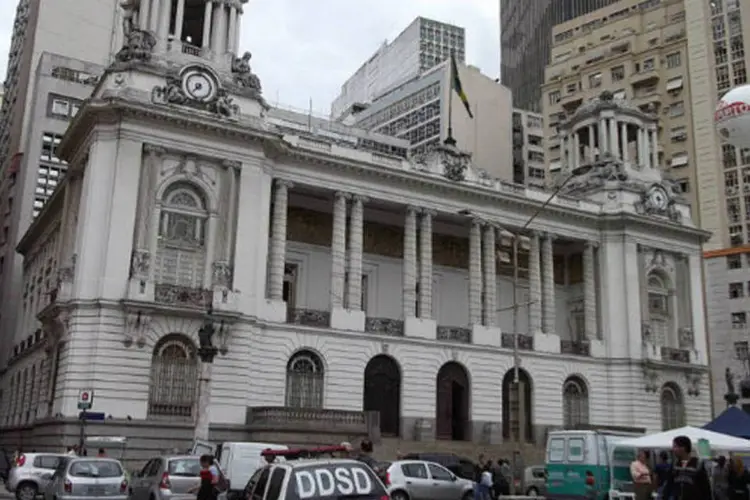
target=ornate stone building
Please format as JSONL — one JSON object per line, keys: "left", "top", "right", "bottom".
{"left": 0, "top": 1, "right": 710, "bottom": 452}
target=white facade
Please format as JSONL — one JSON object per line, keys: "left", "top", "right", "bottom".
{"left": 0, "top": 4, "right": 713, "bottom": 443}
{"left": 512, "top": 109, "right": 546, "bottom": 188}
{"left": 331, "top": 17, "right": 466, "bottom": 120}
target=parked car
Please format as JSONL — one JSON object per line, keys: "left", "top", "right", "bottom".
{"left": 523, "top": 465, "right": 547, "bottom": 496}
{"left": 0, "top": 449, "right": 11, "bottom": 483}
{"left": 400, "top": 453, "right": 476, "bottom": 481}
{"left": 42, "top": 457, "right": 128, "bottom": 500}
{"left": 385, "top": 460, "right": 474, "bottom": 500}
{"left": 6, "top": 453, "right": 66, "bottom": 500}
{"left": 129, "top": 455, "right": 202, "bottom": 500}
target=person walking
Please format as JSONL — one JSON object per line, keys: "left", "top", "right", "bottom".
{"left": 661, "top": 436, "right": 711, "bottom": 500}
{"left": 630, "top": 449, "right": 653, "bottom": 500}
{"left": 654, "top": 451, "right": 672, "bottom": 500}
{"left": 189, "top": 455, "right": 219, "bottom": 500}
{"left": 713, "top": 456, "right": 730, "bottom": 500}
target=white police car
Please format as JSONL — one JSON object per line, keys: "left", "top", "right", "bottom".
{"left": 243, "top": 446, "right": 388, "bottom": 500}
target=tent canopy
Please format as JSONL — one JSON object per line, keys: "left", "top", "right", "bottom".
{"left": 615, "top": 426, "right": 750, "bottom": 452}
{"left": 703, "top": 407, "right": 750, "bottom": 439}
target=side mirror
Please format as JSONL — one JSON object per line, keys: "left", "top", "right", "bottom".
{"left": 450, "top": 474, "right": 457, "bottom": 482}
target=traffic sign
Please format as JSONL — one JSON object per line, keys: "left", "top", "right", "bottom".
{"left": 77, "top": 389, "right": 94, "bottom": 410}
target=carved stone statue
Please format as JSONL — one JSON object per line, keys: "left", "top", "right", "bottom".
{"left": 726, "top": 367, "right": 736, "bottom": 395}
{"left": 231, "top": 52, "right": 262, "bottom": 92}
{"left": 115, "top": 28, "right": 156, "bottom": 63}
{"left": 198, "top": 305, "right": 216, "bottom": 349}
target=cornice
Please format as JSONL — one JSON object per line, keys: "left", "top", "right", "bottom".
{"left": 17, "top": 185, "right": 65, "bottom": 255}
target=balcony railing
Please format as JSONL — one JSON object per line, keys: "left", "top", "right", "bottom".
{"left": 501, "top": 333, "right": 534, "bottom": 351}
{"left": 437, "top": 326, "right": 472, "bottom": 344}
{"left": 561, "top": 340, "right": 591, "bottom": 356}
{"left": 154, "top": 284, "right": 212, "bottom": 308}
{"left": 365, "top": 317, "right": 404, "bottom": 336}
{"left": 246, "top": 406, "right": 375, "bottom": 435}
{"left": 288, "top": 308, "right": 330, "bottom": 328}
{"left": 661, "top": 346, "right": 690, "bottom": 363}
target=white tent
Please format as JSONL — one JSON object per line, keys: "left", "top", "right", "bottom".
{"left": 616, "top": 426, "right": 750, "bottom": 452}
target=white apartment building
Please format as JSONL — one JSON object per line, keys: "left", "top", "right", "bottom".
{"left": 331, "top": 17, "right": 466, "bottom": 120}
{"left": 513, "top": 110, "right": 546, "bottom": 188}
{"left": 0, "top": 0, "right": 711, "bottom": 457}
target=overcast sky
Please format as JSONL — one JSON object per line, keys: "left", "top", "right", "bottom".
{"left": 0, "top": 0, "right": 499, "bottom": 116}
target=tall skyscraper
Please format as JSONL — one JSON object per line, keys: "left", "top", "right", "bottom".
{"left": 500, "top": 0, "right": 621, "bottom": 112}
{"left": 0, "top": 0, "right": 120, "bottom": 367}
{"left": 331, "top": 17, "right": 465, "bottom": 120}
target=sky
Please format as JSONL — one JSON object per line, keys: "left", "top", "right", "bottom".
{"left": 0, "top": 0, "right": 500, "bottom": 116}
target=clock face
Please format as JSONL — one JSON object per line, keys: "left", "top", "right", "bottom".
{"left": 183, "top": 70, "right": 216, "bottom": 102}
{"left": 648, "top": 186, "right": 669, "bottom": 209}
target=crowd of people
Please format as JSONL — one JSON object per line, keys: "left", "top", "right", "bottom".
{"left": 471, "top": 455, "right": 513, "bottom": 500}
{"left": 630, "top": 435, "right": 750, "bottom": 500}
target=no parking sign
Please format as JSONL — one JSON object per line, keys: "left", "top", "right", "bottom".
{"left": 78, "top": 389, "right": 94, "bottom": 410}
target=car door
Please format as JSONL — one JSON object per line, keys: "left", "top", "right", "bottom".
{"left": 34, "top": 455, "right": 63, "bottom": 492}
{"left": 249, "top": 467, "right": 270, "bottom": 500}
{"left": 399, "top": 462, "right": 432, "bottom": 500}
{"left": 427, "top": 463, "right": 462, "bottom": 500}
{"left": 131, "top": 459, "right": 156, "bottom": 500}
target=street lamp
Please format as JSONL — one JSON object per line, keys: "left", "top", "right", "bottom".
{"left": 194, "top": 304, "right": 226, "bottom": 442}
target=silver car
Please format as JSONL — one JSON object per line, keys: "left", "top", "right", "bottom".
{"left": 128, "top": 456, "right": 202, "bottom": 500}
{"left": 386, "top": 460, "right": 474, "bottom": 500}
{"left": 6, "top": 453, "right": 67, "bottom": 500}
{"left": 42, "top": 457, "right": 128, "bottom": 500}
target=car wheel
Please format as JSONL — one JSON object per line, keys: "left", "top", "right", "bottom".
{"left": 391, "top": 490, "right": 409, "bottom": 500}
{"left": 16, "top": 483, "right": 37, "bottom": 500}
{"left": 462, "top": 492, "right": 473, "bottom": 500}
{"left": 526, "top": 487, "right": 539, "bottom": 497}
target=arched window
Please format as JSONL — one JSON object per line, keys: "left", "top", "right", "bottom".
{"left": 363, "top": 355, "right": 401, "bottom": 436}
{"left": 502, "top": 369, "right": 534, "bottom": 442}
{"left": 286, "top": 350, "right": 324, "bottom": 408}
{"left": 647, "top": 272, "right": 672, "bottom": 346}
{"left": 155, "top": 182, "right": 209, "bottom": 288}
{"left": 660, "top": 383, "right": 685, "bottom": 430}
{"left": 148, "top": 334, "right": 198, "bottom": 418}
{"left": 563, "top": 376, "right": 589, "bottom": 428}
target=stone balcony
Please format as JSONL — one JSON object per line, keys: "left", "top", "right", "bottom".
{"left": 245, "top": 406, "right": 380, "bottom": 439}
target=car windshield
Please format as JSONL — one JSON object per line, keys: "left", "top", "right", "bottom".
{"left": 69, "top": 460, "right": 122, "bottom": 478}
{"left": 286, "top": 463, "right": 386, "bottom": 500}
{"left": 168, "top": 458, "right": 201, "bottom": 477}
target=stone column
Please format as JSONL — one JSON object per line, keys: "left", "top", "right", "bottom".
{"left": 541, "top": 233, "right": 556, "bottom": 334}
{"left": 638, "top": 128, "right": 646, "bottom": 166}
{"left": 233, "top": 7, "right": 241, "bottom": 52}
{"left": 650, "top": 127, "right": 659, "bottom": 169}
{"left": 157, "top": 0, "right": 172, "bottom": 50}
{"left": 211, "top": 2, "right": 226, "bottom": 55}
{"left": 194, "top": 348, "right": 218, "bottom": 442}
{"left": 620, "top": 122, "right": 628, "bottom": 162}
{"left": 330, "top": 192, "right": 349, "bottom": 309}
{"left": 468, "top": 219, "right": 483, "bottom": 325}
{"left": 573, "top": 131, "right": 580, "bottom": 169}
{"left": 148, "top": 0, "right": 160, "bottom": 32}
{"left": 482, "top": 225, "right": 497, "bottom": 326}
{"left": 174, "top": 0, "right": 185, "bottom": 41}
{"left": 227, "top": 6, "right": 237, "bottom": 54}
{"left": 583, "top": 241, "right": 597, "bottom": 339}
{"left": 599, "top": 118, "right": 608, "bottom": 154}
{"left": 403, "top": 206, "right": 418, "bottom": 318}
{"left": 418, "top": 210, "right": 434, "bottom": 319}
{"left": 528, "top": 232, "right": 542, "bottom": 333}
{"left": 139, "top": 0, "right": 151, "bottom": 29}
{"left": 588, "top": 124, "right": 596, "bottom": 161}
{"left": 609, "top": 119, "right": 618, "bottom": 157}
{"left": 202, "top": 0, "right": 213, "bottom": 50}
{"left": 346, "top": 195, "right": 366, "bottom": 311}
{"left": 268, "top": 180, "right": 291, "bottom": 301}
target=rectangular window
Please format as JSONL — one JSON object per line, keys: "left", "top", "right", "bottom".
{"left": 735, "top": 341, "right": 749, "bottom": 359}
{"left": 726, "top": 170, "right": 739, "bottom": 194}
{"left": 676, "top": 179, "right": 689, "bottom": 194}
{"left": 50, "top": 98, "right": 69, "bottom": 117}
{"left": 642, "top": 58, "right": 655, "bottom": 71}
{"left": 547, "top": 438, "right": 565, "bottom": 462}
{"left": 548, "top": 91, "right": 561, "bottom": 104}
{"left": 670, "top": 127, "right": 687, "bottom": 143}
{"left": 728, "top": 197, "right": 742, "bottom": 223}
{"left": 40, "top": 132, "right": 65, "bottom": 163}
{"left": 566, "top": 83, "right": 577, "bottom": 94}
{"left": 669, "top": 101, "right": 684, "bottom": 117}
{"left": 730, "top": 282, "right": 744, "bottom": 298}
{"left": 717, "top": 65, "right": 731, "bottom": 92}
{"left": 666, "top": 52, "right": 681, "bottom": 68}
{"left": 733, "top": 60, "right": 747, "bottom": 85}
{"left": 728, "top": 254, "right": 743, "bottom": 269}
{"left": 588, "top": 72, "right": 602, "bottom": 89}
{"left": 715, "top": 41, "right": 728, "bottom": 64}
{"left": 567, "top": 438, "right": 585, "bottom": 462}
{"left": 611, "top": 65, "right": 625, "bottom": 82}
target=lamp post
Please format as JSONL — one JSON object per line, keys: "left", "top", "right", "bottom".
{"left": 194, "top": 304, "right": 226, "bottom": 443}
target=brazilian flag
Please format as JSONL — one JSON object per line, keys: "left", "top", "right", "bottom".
{"left": 451, "top": 53, "right": 473, "bottom": 119}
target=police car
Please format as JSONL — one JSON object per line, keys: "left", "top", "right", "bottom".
{"left": 242, "top": 446, "right": 388, "bottom": 500}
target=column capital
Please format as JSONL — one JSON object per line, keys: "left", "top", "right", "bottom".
{"left": 421, "top": 208, "right": 437, "bottom": 217}
{"left": 143, "top": 144, "right": 167, "bottom": 157}
{"left": 584, "top": 240, "right": 600, "bottom": 250}
{"left": 405, "top": 205, "right": 420, "bottom": 215}
{"left": 275, "top": 179, "right": 293, "bottom": 189}
{"left": 471, "top": 217, "right": 486, "bottom": 227}
{"left": 221, "top": 159, "right": 241, "bottom": 170}
{"left": 334, "top": 191, "right": 351, "bottom": 201}
{"left": 541, "top": 231, "right": 556, "bottom": 242}
{"left": 352, "top": 194, "right": 369, "bottom": 204}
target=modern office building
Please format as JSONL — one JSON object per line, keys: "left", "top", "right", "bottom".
{"left": 512, "top": 109, "right": 546, "bottom": 187}
{"left": 0, "top": 0, "right": 121, "bottom": 368}
{"left": 331, "top": 17, "right": 466, "bottom": 120}
{"left": 500, "top": 0, "right": 622, "bottom": 112}
{"left": 349, "top": 60, "right": 514, "bottom": 181}
{"left": 540, "top": 0, "right": 696, "bottom": 208}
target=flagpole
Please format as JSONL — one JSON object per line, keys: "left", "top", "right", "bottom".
{"left": 446, "top": 55, "right": 455, "bottom": 145}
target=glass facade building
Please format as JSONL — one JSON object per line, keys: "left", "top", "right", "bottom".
{"left": 500, "top": 0, "right": 621, "bottom": 111}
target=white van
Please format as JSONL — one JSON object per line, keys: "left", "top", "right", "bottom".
{"left": 217, "top": 442, "right": 288, "bottom": 499}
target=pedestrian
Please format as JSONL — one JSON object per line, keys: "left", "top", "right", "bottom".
{"left": 661, "top": 436, "right": 711, "bottom": 500}
{"left": 654, "top": 451, "right": 672, "bottom": 499}
{"left": 713, "top": 455, "right": 730, "bottom": 500}
{"left": 189, "top": 455, "right": 218, "bottom": 500}
{"left": 97, "top": 448, "right": 106, "bottom": 458}
{"left": 630, "top": 449, "right": 652, "bottom": 500}
{"left": 339, "top": 442, "right": 352, "bottom": 459}
{"left": 354, "top": 439, "right": 377, "bottom": 470}
{"left": 728, "top": 456, "right": 750, "bottom": 500}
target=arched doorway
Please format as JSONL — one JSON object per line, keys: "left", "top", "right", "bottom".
{"left": 363, "top": 355, "right": 401, "bottom": 436}
{"left": 502, "top": 368, "right": 533, "bottom": 442}
{"left": 435, "top": 362, "right": 470, "bottom": 440}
